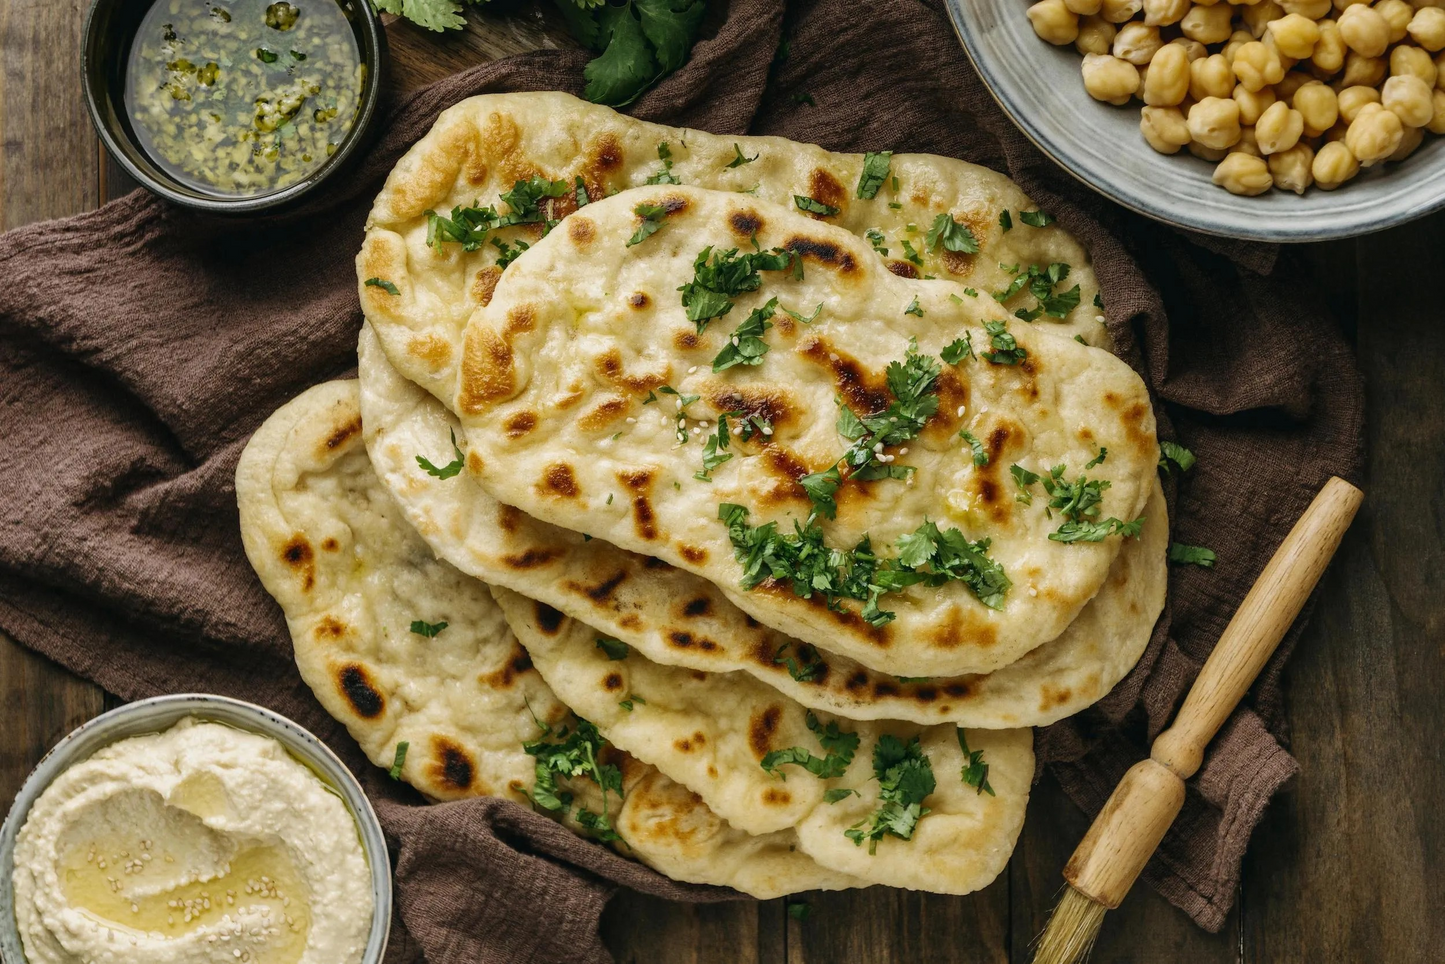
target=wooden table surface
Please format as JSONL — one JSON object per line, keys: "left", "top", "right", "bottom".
{"left": 3, "top": 4, "right": 1441, "bottom": 962}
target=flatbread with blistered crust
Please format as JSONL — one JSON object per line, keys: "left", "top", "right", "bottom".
{"left": 235, "top": 380, "right": 864, "bottom": 898}
{"left": 358, "top": 91, "right": 1109, "bottom": 407}
{"left": 358, "top": 322, "right": 1167, "bottom": 727}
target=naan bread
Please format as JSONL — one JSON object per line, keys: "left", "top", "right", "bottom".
{"left": 358, "top": 323, "right": 1168, "bottom": 727}
{"left": 236, "top": 380, "right": 864, "bottom": 898}
{"left": 495, "top": 587, "right": 1033, "bottom": 895}
{"left": 442, "top": 186, "right": 1158, "bottom": 678}
{"left": 358, "top": 91, "right": 1108, "bottom": 407}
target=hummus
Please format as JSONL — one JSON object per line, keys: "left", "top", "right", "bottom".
{"left": 12, "top": 718, "right": 373, "bottom": 964}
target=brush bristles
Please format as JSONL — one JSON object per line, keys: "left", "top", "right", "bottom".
{"left": 1031, "top": 885, "right": 1108, "bottom": 964}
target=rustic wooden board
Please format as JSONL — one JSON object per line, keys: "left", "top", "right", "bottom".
{"left": 3, "top": 4, "right": 1444, "bottom": 963}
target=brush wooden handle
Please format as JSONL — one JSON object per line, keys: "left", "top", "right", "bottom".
{"left": 1064, "top": 476, "right": 1363, "bottom": 909}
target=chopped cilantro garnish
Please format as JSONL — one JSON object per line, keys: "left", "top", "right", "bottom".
{"left": 856, "top": 151, "right": 893, "bottom": 200}
{"left": 999, "top": 210, "right": 1013, "bottom": 232}
{"left": 713, "top": 298, "right": 776, "bottom": 372}
{"left": 596, "top": 636, "right": 629, "bottom": 660}
{"left": 925, "top": 213, "right": 980, "bottom": 254}
{"left": 627, "top": 202, "right": 668, "bottom": 246}
{"left": 695, "top": 415, "right": 735, "bottom": 482}
{"left": 865, "top": 228, "right": 889, "bottom": 257}
{"left": 1094, "top": 292, "right": 1105, "bottom": 309}
{"left": 963, "top": 287, "right": 979, "bottom": 297}
{"left": 1052, "top": 516, "right": 1145, "bottom": 543}
{"left": 959, "top": 429, "right": 989, "bottom": 466}
{"left": 364, "top": 277, "right": 399, "bottom": 295}
{"left": 824, "top": 788, "right": 859, "bottom": 803}
{"left": 1085, "top": 447, "right": 1108, "bottom": 469}
{"left": 645, "top": 142, "right": 680, "bottom": 184}
{"left": 727, "top": 143, "right": 758, "bottom": 167}
{"left": 1020, "top": 209, "right": 1055, "bottom": 227}
{"left": 774, "top": 642, "right": 823, "bottom": 683}
{"left": 410, "top": 619, "right": 448, "bottom": 637}
{"left": 1159, "top": 441, "right": 1196, "bottom": 474}
{"left": 656, "top": 385, "right": 701, "bottom": 443}
{"left": 679, "top": 245, "right": 794, "bottom": 331}
{"left": 388, "top": 741, "right": 409, "bottom": 780}
{"left": 797, "top": 464, "right": 843, "bottom": 519}
{"left": 941, "top": 334, "right": 975, "bottom": 364}
{"left": 491, "top": 236, "right": 530, "bottom": 269}
{"left": 1010, "top": 464, "right": 1040, "bottom": 505}
{"left": 760, "top": 710, "right": 860, "bottom": 780}
{"left": 1169, "top": 543, "right": 1217, "bottom": 567}
{"left": 524, "top": 719, "right": 623, "bottom": 843}
{"left": 845, "top": 735, "right": 936, "bottom": 853}
{"left": 794, "top": 195, "right": 839, "bottom": 217}
{"left": 618, "top": 694, "right": 646, "bottom": 711}
{"left": 787, "top": 900, "right": 813, "bottom": 920}
{"left": 904, "top": 295, "right": 924, "bottom": 317}
{"left": 784, "top": 302, "right": 823, "bottom": 324}
{"left": 1012, "top": 463, "right": 1145, "bottom": 544}
{"left": 256, "top": 46, "right": 278, "bottom": 63}
{"left": 900, "top": 238, "right": 923, "bottom": 266}
{"left": 957, "top": 729, "right": 994, "bottom": 796}
{"left": 981, "top": 320, "right": 1027, "bottom": 365}
{"left": 416, "top": 428, "right": 466, "bottom": 479}
{"left": 575, "top": 176, "right": 590, "bottom": 207}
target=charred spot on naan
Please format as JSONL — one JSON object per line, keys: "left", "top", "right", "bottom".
{"left": 457, "top": 325, "right": 516, "bottom": 415}
{"left": 887, "top": 261, "right": 920, "bottom": 279}
{"left": 472, "top": 265, "right": 502, "bottom": 307}
{"left": 336, "top": 663, "right": 385, "bottom": 719}
{"left": 728, "top": 209, "right": 764, "bottom": 239}
{"left": 313, "top": 615, "right": 348, "bottom": 642}
{"left": 667, "top": 630, "right": 719, "bottom": 653}
{"left": 747, "top": 705, "right": 783, "bottom": 758}
{"left": 1101, "top": 392, "right": 1159, "bottom": 461}
{"left": 628, "top": 291, "right": 650, "bottom": 310}
{"left": 429, "top": 737, "right": 477, "bottom": 794}
{"left": 407, "top": 333, "right": 454, "bottom": 371}
{"left": 602, "top": 672, "right": 624, "bottom": 692}
{"left": 703, "top": 386, "right": 796, "bottom": 431}
{"left": 784, "top": 235, "right": 857, "bottom": 275}
{"left": 672, "top": 329, "right": 701, "bottom": 351}
{"left": 633, "top": 495, "right": 658, "bottom": 540}
{"left": 568, "top": 216, "right": 595, "bottom": 246}
{"left": 680, "top": 596, "right": 711, "bottom": 618}
{"left": 502, "top": 546, "right": 563, "bottom": 570}
{"left": 807, "top": 168, "right": 846, "bottom": 214}
{"left": 797, "top": 335, "right": 890, "bottom": 413}
{"left": 677, "top": 544, "right": 707, "bottom": 565}
{"left": 280, "top": 536, "right": 315, "bottom": 591}
{"left": 322, "top": 413, "right": 363, "bottom": 455}
{"left": 378, "top": 115, "right": 486, "bottom": 218}
{"left": 761, "top": 787, "right": 792, "bottom": 806}
{"left": 466, "top": 451, "right": 484, "bottom": 477}
{"left": 578, "top": 395, "right": 629, "bottom": 431}
{"left": 565, "top": 569, "right": 628, "bottom": 605}
{"left": 483, "top": 645, "right": 535, "bottom": 689}
{"left": 754, "top": 580, "right": 895, "bottom": 646}
{"left": 596, "top": 349, "right": 669, "bottom": 393}
{"left": 534, "top": 601, "right": 566, "bottom": 634}
{"left": 504, "top": 411, "right": 538, "bottom": 437}
{"left": 504, "top": 305, "right": 537, "bottom": 336}
{"left": 359, "top": 234, "right": 409, "bottom": 316}
{"left": 919, "top": 367, "right": 968, "bottom": 441}
{"left": 925, "top": 607, "right": 999, "bottom": 652}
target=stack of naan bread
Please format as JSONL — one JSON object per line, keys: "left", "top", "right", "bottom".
{"left": 237, "top": 93, "right": 1166, "bottom": 900}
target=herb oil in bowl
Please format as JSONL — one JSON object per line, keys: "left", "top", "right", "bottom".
{"left": 125, "top": 0, "right": 364, "bottom": 199}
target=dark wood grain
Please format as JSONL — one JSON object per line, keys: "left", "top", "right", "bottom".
{"left": 0, "top": 0, "right": 108, "bottom": 809}
{"left": 785, "top": 879, "right": 1011, "bottom": 963}
{"left": 601, "top": 892, "right": 769, "bottom": 964}
{"left": 1241, "top": 220, "right": 1445, "bottom": 964}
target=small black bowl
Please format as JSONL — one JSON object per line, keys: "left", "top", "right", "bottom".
{"left": 82, "top": 0, "right": 386, "bottom": 214}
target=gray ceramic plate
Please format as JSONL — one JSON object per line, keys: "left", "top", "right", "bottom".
{"left": 0, "top": 694, "right": 391, "bottom": 964}
{"left": 944, "top": 0, "right": 1445, "bottom": 241}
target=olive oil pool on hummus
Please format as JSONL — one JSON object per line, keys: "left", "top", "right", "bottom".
{"left": 125, "top": 0, "right": 365, "bottom": 198}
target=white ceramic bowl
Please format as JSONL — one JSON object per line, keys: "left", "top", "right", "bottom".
{"left": 944, "top": 0, "right": 1445, "bottom": 241}
{"left": 0, "top": 694, "right": 391, "bottom": 964}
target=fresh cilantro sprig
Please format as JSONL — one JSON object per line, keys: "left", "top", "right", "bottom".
{"left": 628, "top": 202, "right": 668, "bottom": 246}
{"left": 1169, "top": 543, "right": 1217, "bottom": 567}
{"left": 774, "top": 641, "right": 823, "bottom": 682}
{"left": 925, "top": 213, "right": 979, "bottom": 255}
{"left": 856, "top": 151, "right": 892, "bottom": 200}
{"left": 411, "top": 619, "right": 448, "bottom": 637}
{"left": 678, "top": 245, "right": 794, "bottom": 331}
{"left": 388, "top": 741, "right": 409, "bottom": 780}
{"left": 959, "top": 429, "right": 989, "bottom": 466}
{"left": 993, "top": 262, "right": 1080, "bottom": 322}
{"left": 957, "top": 729, "right": 994, "bottom": 796}
{"left": 424, "top": 177, "right": 569, "bottom": 252}
{"left": 795, "top": 195, "right": 839, "bottom": 217}
{"left": 941, "top": 334, "right": 975, "bottom": 364}
{"left": 644, "top": 142, "right": 680, "bottom": 184}
{"left": 845, "top": 735, "right": 936, "bottom": 854}
{"left": 760, "top": 711, "right": 860, "bottom": 780}
{"left": 1012, "top": 462, "right": 1146, "bottom": 544}
{"left": 523, "top": 719, "right": 624, "bottom": 843}
{"left": 416, "top": 429, "right": 466, "bottom": 479}
{"left": 727, "top": 144, "right": 758, "bottom": 168}
{"left": 364, "top": 277, "right": 399, "bottom": 295}
{"left": 713, "top": 298, "right": 777, "bottom": 371}
{"left": 1159, "top": 441, "right": 1196, "bottom": 474}
{"left": 596, "top": 636, "right": 630, "bottom": 660}
{"left": 545, "top": 0, "right": 708, "bottom": 107}
{"left": 981, "top": 320, "right": 1027, "bottom": 365}
{"left": 695, "top": 415, "right": 734, "bottom": 482}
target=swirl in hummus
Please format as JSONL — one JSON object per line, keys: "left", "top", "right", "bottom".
{"left": 12, "top": 718, "right": 373, "bottom": 964}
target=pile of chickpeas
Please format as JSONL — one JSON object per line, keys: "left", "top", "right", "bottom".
{"left": 1026, "top": 0, "right": 1445, "bottom": 195}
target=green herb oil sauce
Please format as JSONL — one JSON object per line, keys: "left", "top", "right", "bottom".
{"left": 125, "top": 0, "right": 363, "bottom": 197}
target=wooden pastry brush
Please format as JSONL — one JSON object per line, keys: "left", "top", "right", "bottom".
{"left": 1031, "top": 476, "right": 1364, "bottom": 964}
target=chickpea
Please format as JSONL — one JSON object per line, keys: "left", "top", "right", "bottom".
{"left": 1234, "top": 41, "right": 1287, "bottom": 89}
{"left": 1437, "top": 51, "right": 1445, "bottom": 88}
{"left": 1256, "top": 100, "right": 1307, "bottom": 149}
{"left": 1191, "top": 53, "right": 1238, "bottom": 98}
{"left": 1076, "top": 15, "right": 1118, "bottom": 53}
{"left": 1333, "top": 0, "right": 1369, "bottom": 9}
{"left": 1082, "top": 53, "right": 1143, "bottom": 103}
{"left": 1140, "top": 105, "right": 1194, "bottom": 151}
{"left": 1345, "top": 102, "right": 1405, "bottom": 162}
{"left": 1382, "top": 73, "right": 1436, "bottom": 124}
{"left": 1341, "top": 50, "right": 1387, "bottom": 85}
{"left": 1235, "top": 82, "right": 1279, "bottom": 122}
{"left": 1144, "top": 0, "right": 1191, "bottom": 22}
{"left": 1277, "top": 70, "right": 1317, "bottom": 99}
{"left": 1101, "top": 0, "right": 1144, "bottom": 21}
{"left": 1243, "top": 0, "right": 1285, "bottom": 36}
{"left": 1337, "top": 83, "right": 1383, "bottom": 119}
{"left": 1376, "top": 0, "right": 1415, "bottom": 40}
{"left": 1389, "top": 123, "right": 1426, "bottom": 158}
{"left": 1268, "top": 142, "right": 1316, "bottom": 191}
{"left": 1182, "top": 3, "right": 1236, "bottom": 42}
{"left": 1029, "top": 0, "right": 1082, "bottom": 44}
{"left": 1189, "top": 95, "right": 1246, "bottom": 145}
{"left": 1139, "top": 45, "right": 1190, "bottom": 106}
{"left": 1224, "top": 29, "right": 1258, "bottom": 63}
{"left": 1391, "top": 44, "right": 1438, "bottom": 86}
{"left": 1188, "top": 141, "right": 1231, "bottom": 160}
{"left": 1213, "top": 152, "right": 1275, "bottom": 193}
{"left": 1171, "top": 37, "right": 1209, "bottom": 60}
{"left": 1280, "top": 0, "right": 1331, "bottom": 15}
{"left": 1114, "top": 23, "right": 1164, "bottom": 64}
{"left": 1065, "top": 0, "right": 1104, "bottom": 13}
{"left": 1268, "top": 13, "right": 1323, "bottom": 56}
{"left": 1409, "top": 7, "right": 1445, "bottom": 49}
{"left": 1337, "top": 4, "right": 1390, "bottom": 55}
{"left": 1294, "top": 81, "right": 1341, "bottom": 132}
{"left": 1312, "top": 19, "right": 1347, "bottom": 73}
{"left": 1311, "top": 140, "right": 1361, "bottom": 187}
{"left": 1429, "top": 88, "right": 1445, "bottom": 132}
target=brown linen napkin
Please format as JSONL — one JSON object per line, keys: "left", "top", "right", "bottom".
{"left": 0, "top": 0, "right": 1363, "bottom": 955}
